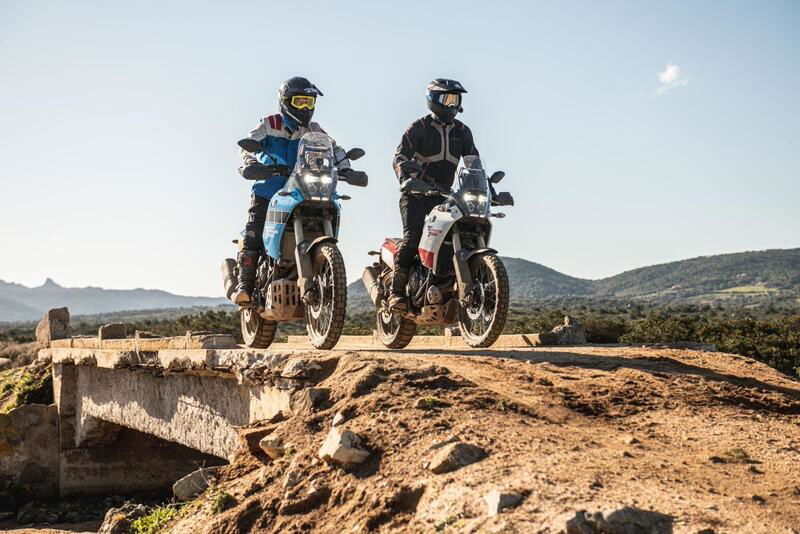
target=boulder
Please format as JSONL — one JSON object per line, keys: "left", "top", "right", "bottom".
{"left": 318, "top": 426, "right": 370, "bottom": 466}
{"left": 35, "top": 308, "right": 70, "bottom": 346}
{"left": 426, "top": 442, "right": 486, "bottom": 474}
{"left": 332, "top": 411, "right": 345, "bottom": 427}
{"left": 550, "top": 316, "right": 586, "bottom": 345}
{"left": 0, "top": 358, "right": 12, "bottom": 370}
{"left": 485, "top": 490, "right": 523, "bottom": 516}
{"left": 259, "top": 434, "right": 286, "bottom": 460}
{"left": 172, "top": 466, "right": 222, "bottom": 501}
{"left": 98, "top": 502, "right": 149, "bottom": 534}
{"left": 291, "top": 387, "right": 330, "bottom": 415}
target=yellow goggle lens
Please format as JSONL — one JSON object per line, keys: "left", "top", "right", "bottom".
{"left": 290, "top": 95, "right": 316, "bottom": 110}
{"left": 439, "top": 93, "right": 461, "bottom": 107}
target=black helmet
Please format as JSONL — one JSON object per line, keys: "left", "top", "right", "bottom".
{"left": 279, "top": 76, "right": 323, "bottom": 127}
{"left": 426, "top": 78, "right": 467, "bottom": 124}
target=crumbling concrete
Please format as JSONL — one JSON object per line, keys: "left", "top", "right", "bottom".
{"left": 0, "top": 404, "right": 59, "bottom": 499}
{"left": 35, "top": 328, "right": 335, "bottom": 495}
{"left": 35, "top": 307, "right": 70, "bottom": 346}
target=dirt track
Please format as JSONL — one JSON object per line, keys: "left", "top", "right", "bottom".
{"left": 147, "top": 345, "right": 800, "bottom": 532}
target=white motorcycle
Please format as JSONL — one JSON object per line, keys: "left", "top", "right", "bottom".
{"left": 362, "top": 156, "right": 514, "bottom": 348}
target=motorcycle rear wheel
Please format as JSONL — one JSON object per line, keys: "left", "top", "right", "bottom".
{"left": 240, "top": 307, "right": 277, "bottom": 349}
{"left": 376, "top": 307, "right": 417, "bottom": 349}
{"left": 305, "top": 243, "right": 347, "bottom": 350}
{"left": 458, "top": 254, "right": 509, "bottom": 348}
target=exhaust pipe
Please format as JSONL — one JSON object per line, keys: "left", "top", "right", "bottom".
{"left": 221, "top": 258, "right": 238, "bottom": 301}
{"left": 361, "top": 265, "right": 381, "bottom": 304}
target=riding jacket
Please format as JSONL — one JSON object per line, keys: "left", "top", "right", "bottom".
{"left": 392, "top": 114, "right": 479, "bottom": 191}
{"left": 240, "top": 113, "right": 349, "bottom": 199}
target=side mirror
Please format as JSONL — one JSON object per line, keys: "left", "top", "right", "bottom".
{"left": 489, "top": 171, "right": 505, "bottom": 184}
{"left": 346, "top": 148, "right": 365, "bottom": 161}
{"left": 238, "top": 138, "right": 262, "bottom": 153}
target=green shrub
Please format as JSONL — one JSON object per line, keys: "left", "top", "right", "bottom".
{"left": 130, "top": 506, "right": 178, "bottom": 534}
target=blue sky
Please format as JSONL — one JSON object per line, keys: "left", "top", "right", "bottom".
{"left": 1, "top": 1, "right": 798, "bottom": 296}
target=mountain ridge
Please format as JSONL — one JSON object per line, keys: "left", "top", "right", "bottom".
{"left": 2, "top": 248, "right": 797, "bottom": 322}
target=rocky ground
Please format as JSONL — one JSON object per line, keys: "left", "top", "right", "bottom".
{"left": 153, "top": 344, "right": 800, "bottom": 533}
{"left": 3, "top": 344, "right": 799, "bottom": 533}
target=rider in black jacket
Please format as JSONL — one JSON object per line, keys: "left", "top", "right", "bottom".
{"left": 389, "top": 78, "right": 479, "bottom": 310}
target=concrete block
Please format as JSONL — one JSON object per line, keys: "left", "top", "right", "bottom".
{"left": 35, "top": 308, "right": 70, "bottom": 346}
{"left": 98, "top": 323, "right": 127, "bottom": 341}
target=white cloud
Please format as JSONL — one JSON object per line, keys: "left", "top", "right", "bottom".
{"left": 656, "top": 63, "right": 689, "bottom": 95}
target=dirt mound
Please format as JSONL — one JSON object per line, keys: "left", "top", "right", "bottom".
{"left": 166, "top": 346, "right": 800, "bottom": 533}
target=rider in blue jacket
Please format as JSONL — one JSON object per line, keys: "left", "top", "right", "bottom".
{"left": 233, "top": 76, "right": 349, "bottom": 304}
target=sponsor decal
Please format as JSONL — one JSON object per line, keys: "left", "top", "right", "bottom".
{"left": 426, "top": 227, "right": 442, "bottom": 238}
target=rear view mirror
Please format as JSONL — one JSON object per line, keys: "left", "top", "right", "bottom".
{"left": 238, "top": 138, "right": 262, "bottom": 153}
{"left": 346, "top": 148, "right": 365, "bottom": 161}
{"left": 489, "top": 171, "right": 505, "bottom": 184}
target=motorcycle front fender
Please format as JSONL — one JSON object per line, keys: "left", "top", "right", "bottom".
{"left": 295, "top": 234, "right": 339, "bottom": 297}
{"left": 453, "top": 247, "right": 499, "bottom": 300}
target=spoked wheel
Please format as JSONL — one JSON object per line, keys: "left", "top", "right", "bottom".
{"left": 240, "top": 307, "right": 277, "bottom": 349}
{"left": 305, "top": 243, "right": 347, "bottom": 349}
{"left": 376, "top": 306, "right": 417, "bottom": 349}
{"left": 458, "top": 254, "right": 509, "bottom": 348}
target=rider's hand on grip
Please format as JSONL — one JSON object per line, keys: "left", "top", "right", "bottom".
{"left": 341, "top": 169, "right": 368, "bottom": 187}
{"left": 400, "top": 177, "right": 430, "bottom": 194}
{"left": 239, "top": 163, "right": 284, "bottom": 181}
{"left": 492, "top": 192, "right": 514, "bottom": 206}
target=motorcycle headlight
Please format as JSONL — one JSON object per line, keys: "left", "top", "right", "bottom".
{"left": 461, "top": 191, "right": 489, "bottom": 217}
{"left": 301, "top": 172, "right": 335, "bottom": 200}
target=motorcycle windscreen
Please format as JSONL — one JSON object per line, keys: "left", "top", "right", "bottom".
{"left": 455, "top": 155, "right": 491, "bottom": 218}
{"left": 290, "top": 132, "right": 338, "bottom": 201}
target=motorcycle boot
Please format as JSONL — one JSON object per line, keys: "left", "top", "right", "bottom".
{"left": 387, "top": 265, "right": 409, "bottom": 311}
{"left": 232, "top": 250, "right": 259, "bottom": 305}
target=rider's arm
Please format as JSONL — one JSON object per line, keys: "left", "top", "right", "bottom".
{"left": 461, "top": 123, "right": 480, "bottom": 158}
{"left": 393, "top": 121, "right": 422, "bottom": 183}
{"left": 239, "top": 118, "right": 268, "bottom": 167}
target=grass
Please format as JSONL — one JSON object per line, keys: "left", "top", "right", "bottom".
{"left": 211, "top": 491, "right": 236, "bottom": 514}
{"left": 130, "top": 506, "right": 179, "bottom": 534}
{"left": 0, "top": 364, "right": 52, "bottom": 413}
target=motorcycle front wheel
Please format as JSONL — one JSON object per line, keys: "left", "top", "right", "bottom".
{"left": 305, "top": 243, "right": 347, "bottom": 350}
{"left": 240, "top": 307, "right": 277, "bottom": 349}
{"left": 458, "top": 253, "right": 509, "bottom": 348}
{"left": 376, "top": 306, "right": 417, "bottom": 349}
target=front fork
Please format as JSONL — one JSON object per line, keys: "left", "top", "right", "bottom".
{"left": 293, "top": 215, "right": 335, "bottom": 302}
{"left": 452, "top": 231, "right": 490, "bottom": 306}
{"left": 451, "top": 230, "right": 474, "bottom": 305}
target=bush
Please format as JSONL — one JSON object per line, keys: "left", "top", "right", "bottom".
{"left": 130, "top": 505, "right": 178, "bottom": 534}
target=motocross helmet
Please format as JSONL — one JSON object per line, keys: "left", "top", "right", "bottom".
{"left": 279, "top": 76, "right": 323, "bottom": 127}
{"left": 426, "top": 78, "right": 467, "bottom": 124}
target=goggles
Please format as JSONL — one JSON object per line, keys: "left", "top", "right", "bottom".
{"left": 432, "top": 92, "right": 461, "bottom": 108}
{"left": 290, "top": 95, "right": 316, "bottom": 110}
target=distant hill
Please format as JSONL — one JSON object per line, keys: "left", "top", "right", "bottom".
{"left": 3, "top": 248, "right": 797, "bottom": 322}
{"left": 0, "top": 278, "right": 228, "bottom": 322}
{"left": 348, "top": 248, "right": 800, "bottom": 308}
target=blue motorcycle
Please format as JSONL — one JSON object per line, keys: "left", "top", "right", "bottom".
{"left": 222, "top": 132, "right": 367, "bottom": 349}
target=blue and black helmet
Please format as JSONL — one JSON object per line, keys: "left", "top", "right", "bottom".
{"left": 279, "top": 77, "right": 323, "bottom": 127}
